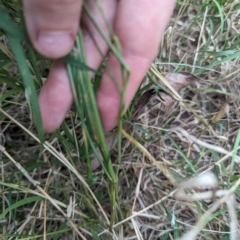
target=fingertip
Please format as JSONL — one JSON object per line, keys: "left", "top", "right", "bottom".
{"left": 38, "top": 61, "right": 73, "bottom": 133}
{"left": 23, "top": 0, "right": 81, "bottom": 59}
{"left": 35, "top": 31, "right": 75, "bottom": 59}
{"left": 96, "top": 91, "right": 120, "bottom": 132}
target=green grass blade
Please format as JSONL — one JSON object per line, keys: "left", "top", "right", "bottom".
{"left": 0, "top": 7, "right": 29, "bottom": 42}
{"left": 0, "top": 196, "right": 43, "bottom": 220}
{"left": 7, "top": 35, "right": 44, "bottom": 144}
{"left": 212, "top": 0, "right": 224, "bottom": 43}
{"left": 230, "top": 130, "right": 240, "bottom": 173}
{"left": 166, "top": 133, "right": 197, "bottom": 173}
{"left": 74, "top": 30, "right": 115, "bottom": 173}
{"left": 62, "top": 54, "right": 99, "bottom": 73}
{"left": 0, "top": 86, "right": 22, "bottom": 102}
{"left": 82, "top": 3, "right": 130, "bottom": 72}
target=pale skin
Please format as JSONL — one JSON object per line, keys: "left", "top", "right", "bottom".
{"left": 23, "top": 0, "right": 176, "bottom": 133}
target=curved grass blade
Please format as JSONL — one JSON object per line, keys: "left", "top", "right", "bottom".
{"left": 82, "top": 3, "right": 130, "bottom": 72}
{"left": 7, "top": 36, "right": 44, "bottom": 144}
{"left": 0, "top": 196, "right": 43, "bottom": 221}
{"left": 0, "top": 8, "right": 29, "bottom": 42}
{"left": 62, "top": 54, "right": 99, "bottom": 74}
{"left": 0, "top": 6, "right": 44, "bottom": 144}
{"left": 0, "top": 86, "right": 22, "bottom": 102}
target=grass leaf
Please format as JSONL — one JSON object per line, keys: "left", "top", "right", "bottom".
{"left": 0, "top": 196, "right": 43, "bottom": 220}
{"left": 7, "top": 35, "right": 44, "bottom": 144}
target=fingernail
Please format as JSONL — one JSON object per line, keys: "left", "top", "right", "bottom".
{"left": 37, "top": 31, "right": 73, "bottom": 58}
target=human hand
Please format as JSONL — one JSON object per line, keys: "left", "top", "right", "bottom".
{"left": 23, "top": 0, "right": 175, "bottom": 133}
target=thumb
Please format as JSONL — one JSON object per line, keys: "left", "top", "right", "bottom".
{"left": 23, "top": 0, "right": 82, "bottom": 59}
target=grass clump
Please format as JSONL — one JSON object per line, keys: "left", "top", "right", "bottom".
{"left": 1, "top": 0, "right": 240, "bottom": 239}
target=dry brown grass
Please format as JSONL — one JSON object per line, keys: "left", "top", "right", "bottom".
{"left": 1, "top": 0, "right": 240, "bottom": 239}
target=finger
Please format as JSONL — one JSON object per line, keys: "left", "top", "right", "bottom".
{"left": 23, "top": 0, "right": 82, "bottom": 59}
{"left": 81, "top": 0, "right": 118, "bottom": 71}
{"left": 96, "top": 0, "right": 175, "bottom": 132}
{"left": 38, "top": 61, "right": 73, "bottom": 132}
{"left": 39, "top": 0, "right": 117, "bottom": 132}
